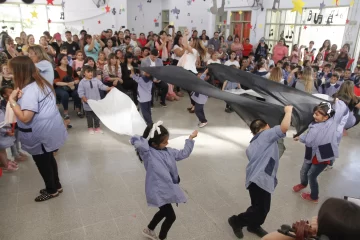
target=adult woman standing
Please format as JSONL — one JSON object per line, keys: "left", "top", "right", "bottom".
{"left": 155, "top": 31, "right": 170, "bottom": 62}
{"left": 20, "top": 31, "right": 27, "bottom": 45}
{"left": 255, "top": 37, "right": 268, "bottom": 61}
{"left": 54, "top": 54, "right": 83, "bottom": 119}
{"left": 335, "top": 44, "right": 351, "bottom": 70}
{"left": 28, "top": 45, "right": 54, "bottom": 84}
{"left": 22, "top": 34, "right": 36, "bottom": 56}
{"left": 120, "top": 53, "right": 139, "bottom": 105}
{"left": 319, "top": 40, "right": 331, "bottom": 60}
{"left": 104, "top": 39, "right": 115, "bottom": 58}
{"left": 137, "top": 33, "right": 147, "bottom": 48}
{"left": 268, "top": 67, "right": 285, "bottom": 84}
{"left": 272, "top": 38, "right": 288, "bottom": 64}
{"left": 293, "top": 67, "right": 318, "bottom": 94}
{"left": 242, "top": 38, "right": 253, "bottom": 58}
{"left": 219, "top": 36, "right": 228, "bottom": 52}
{"left": 231, "top": 36, "right": 244, "bottom": 58}
{"left": 179, "top": 29, "right": 206, "bottom": 112}
{"left": 171, "top": 35, "right": 185, "bottom": 66}
{"left": 201, "top": 34, "right": 208, "bottom": 48}
{"left": 8, "top": 56, "right": 67, "bottom": 201}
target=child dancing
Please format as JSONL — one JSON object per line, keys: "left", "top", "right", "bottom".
{"left": 292, "top": 100, "right": 348, "bottom": 203}
{"left": 228, "top": 106, "right": 293, "bottom": 239}
{"left": 131, "top": 121, "right": 197, "bottom": 240}
{"left": 77, "top": 65, "right": 113, "bottom": 134}
{"left": 192, "top": 69, "right": 209, "bottom": 128}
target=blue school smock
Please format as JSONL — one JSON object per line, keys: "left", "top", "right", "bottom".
{"left": 132, "top": 75, "right": 153, "bottom": 103}
{"left": 224, "top": 81, "right": 238, "bottom": 91}
{"left": 0, "top": 109, "right": 15, "bottom": 149}
{"left": 299, "top": 100, "right": 348, "bottom": 163}
{"left": 78, "top": 78, "right": 109, "bottom": 111}
{"left": 191, "top": 72, "right": 208, "bottom": 104}
{"left": 322, "top": 82, "right": 340, "bottom": 97}
{"left": 245, "top": 125, "right": 286, "bottom": 194}
{"left": 131, "top": 136, "right": 195, "bottom": 207}
{"left": 17, "top": 82, "right": 67, "bottom": 155}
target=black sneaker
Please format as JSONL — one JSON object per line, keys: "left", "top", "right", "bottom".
{"left": 64, "top": 115, "right": 70, "bottom": 120}
{"left": 228, "top": 216, "right": 243, "bottom": 239}
{"left": 160, "top": 103, "right": 167, "bottom": 108}
{"left": 247, "top": 226, "right": 268, "bottom": 238}
{"left": 225, "top": 108, "right": 232, "bottom": 113}
{"left": 77, "top": 112, "right": 84, "bottom": 118}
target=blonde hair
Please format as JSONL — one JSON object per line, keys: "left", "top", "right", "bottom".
{"left": 302, "top": 67, "right": 314, "bottom": 93}
{"left": 28, "top": 45, "right": 52, "bottom": 62}
{"left": 269, "top": 67, "right": 283, "bottom": 83}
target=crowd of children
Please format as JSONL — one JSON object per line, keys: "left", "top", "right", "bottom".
{"left": 1, "top": 28, "right": 360, "bottom": 240}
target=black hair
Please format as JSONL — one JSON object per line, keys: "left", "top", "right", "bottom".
{"left": 124, "top": 52, "right": 134, "bottom": 64}
{"left": 60, "top": 45, "right": 68, "bottom": 52}
{"left": 57, "top": 53, "right": 68, "bottom": 66}
{"left": 0, "top": 85, "right": 13, "bottom": 98}
{"left": 65, "top": 31, "right": 71, "bottom": 35}
{"left": 282, "top": 62, "right": 290, "bottom": 70}
{"left": 159, "top": 30, "right": 166, "bottom": 36}
{"left": 331, "top": 72, "right": 340, "bottom": 80}
{"left": 173, "top": 34, "right": 183, "bottom": 47}
{"left": 125, "top": 35, "right": 131, "bottom": 40}
{"left": 250, "top": 119, "right": 268, "bottom": 135}
{"left": 312, "top": 66, "right": 320, "bottom": 72}
{"left": 248, "top": 52, "right": 254, "bottom": 57}
{"left": 80, "top": 30, "right": 87, "bottom": 35}
{"left": 82, "top": 65, "right": 93, "bottom": 73}
{"left": 150, "top": 49, "right": 159, "bottom": 56}
{"left": 136, "top": 124, "right": 169, "bottom": 162}
{"left": 324, "top": 63, "right": 332, "bottom": 69}
{"left": 309, "top": 41, "right": 314, "bottom": 44}
{"left": 313, "top": 102, "right": 335, "bottom": 118}
{"left": 277, "top": 60, "right": 284, "bottom": 65}
{"left": 84, "top": 56, "right": 97, "bottom": 70}
{"left": 317, "top": 198, "right": 360, "bottom": 239}
{"left": 142, "top": 47, "right": 150, "bottom": 52}
{"left": 334, "top": 67, "right": 344, "bottom": 73}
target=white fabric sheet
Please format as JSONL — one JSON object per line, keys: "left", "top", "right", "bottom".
{"left": 87, "top": 88, "right": 147, "bottom": 136}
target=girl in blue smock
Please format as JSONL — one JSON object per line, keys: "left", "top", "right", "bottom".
{"left": 8, "top": 56, "right": 68, "bottom": 202}
{"left": 191, "top": 69, "right": 209, "bottom": 128}
{"left": 131, "top": 121, "right": 197, "bottom": 240}
{"left": 293, "top": 100, "right": 348, "bottom": 203}
{"left": 228, "top": 106, "right": 293, "bottom": 239}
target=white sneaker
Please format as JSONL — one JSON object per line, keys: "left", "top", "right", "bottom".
{"left": 324, "top": 165, "right": 333, "bottom": 171}
{"left": 94, "top": 128, "right": 104, "bottom": 134}
{"left": 142, "top": 228, "right": 158, "bottom": 240}
{"left": 198, "top": 122, "right": 208, "bottom": 128}
{"left": 88, "top": 128, "right": 95, "bottom": 135}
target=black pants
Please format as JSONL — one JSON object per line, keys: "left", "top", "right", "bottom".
{"left": 148, "top": 204, "right": 176, "bottom": 240}
{"left": 154, "top": 81, "right": 168, "bottom": 104}
{"left": 86, "top": 111, "right": 100, "bottom": 128}
{"left": 139, "top": 101, "right": 153, "bottom": 125}
{"left": 32, "top": 147, "right": 61, "bottom": 195}
{"left": 123, "top": 79, "right": 138, "bottom": 105}
{"left": 188, "top": 91, "right": 195, "bottom": 106}
{"left": 195, "top": 103, "right": 207, "bottom": 123}
{"left": 234, "top": 183, "right": 271, "bottom": 228}
{"left": 55, "top": 87, "right": 81, "bottom": 111}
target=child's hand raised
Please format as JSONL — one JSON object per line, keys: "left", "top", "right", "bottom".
{"left": 189, "top": 130, "right": 198, "bottom": 140}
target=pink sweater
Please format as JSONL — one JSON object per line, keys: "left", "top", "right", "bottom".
{"left": 273, "top": 44, "right": 288, "bottom": 64}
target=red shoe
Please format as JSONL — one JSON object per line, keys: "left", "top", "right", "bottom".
{"left": 301, "top": 192, "right": 318, "bottom": 203}
{"left": 292, "top": 184, "right": 306, "bottom": 192}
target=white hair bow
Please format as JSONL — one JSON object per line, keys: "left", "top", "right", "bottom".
{"left": 147, "top": 121, "right": 163, "bottom": 140}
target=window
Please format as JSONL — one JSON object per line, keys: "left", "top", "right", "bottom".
{"left": 264, "top": 7, "right": 349, "bottom": 56}
{"left": 215, "top": 11, "right": 228, "bottom": 34}
{"left": 229, "top": 11, "right": 252, "bottom": 42}
{"left": 0, "top": 2, "right": 65, "bottom": 45}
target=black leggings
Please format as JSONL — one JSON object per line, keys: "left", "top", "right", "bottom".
{"left": 148, "top": 204, "right": 176, "bottom": 240}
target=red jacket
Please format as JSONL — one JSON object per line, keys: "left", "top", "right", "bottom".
{"left": 242, "top": 43, "right": 253, "bottom": 57}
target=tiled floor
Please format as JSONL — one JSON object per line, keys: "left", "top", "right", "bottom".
{"left": 1, "top": 97, "right": 360, "bottom": 240}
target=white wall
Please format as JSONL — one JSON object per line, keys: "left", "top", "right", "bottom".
{"left": 127, "top": 0, "right": 162, "bottom": 35}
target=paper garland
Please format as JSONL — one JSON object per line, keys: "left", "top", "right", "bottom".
{"left": 31, "top": 9, "right": 38, "bottom": 18}
{"left": 292, "top": 0, "right": 305, "bottom": 15}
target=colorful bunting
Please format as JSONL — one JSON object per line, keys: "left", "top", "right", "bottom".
{"left": 105, "top": 4, "right": 110, "bottom": 13}
{"left": 46, "top": 0, "right": 54, "bottom": 5}
{"left": 31, "top": 10, "right": 38, "bottom": 18}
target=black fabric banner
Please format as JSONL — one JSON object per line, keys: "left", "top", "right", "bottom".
{"left": 207, "top": 64, "right": 328, "bottom": 135}
{"left": 141, "top": 66, "right": 285, "bottom": 129}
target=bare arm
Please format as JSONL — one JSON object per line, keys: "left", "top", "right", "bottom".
{"left": 182, "top": 29, "right": 193, "bottom": 53}
{"left": 97, "top": 37, "right": 105, "bottom": 48}
{"left": 87, "top": 36, "right": 96, "bottom": 51}
{"left": 281, "top": 106, "right": 293, "bottom": 133}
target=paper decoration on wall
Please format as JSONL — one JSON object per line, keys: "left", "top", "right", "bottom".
{"left": 171, "top": 7, "right": 180, "bottom": 19}
{"left": 105, "top": 4, "right": 110, "bottom": 13}
{"left": 147, "top": 0, "right": 151, "bottom": 2}
{"left": 61, "top": 1, "right": 65, "bottom": 8}
{"left": 155, "top": 22, "right": 159, "bottom": 27}
{"left": 210, "top": 0, "right": 218, "bottom": 14}
{"left": 346, "top": 19, "right": 350, "bottom": 24}
{"left": 223, "top": 20, "right": 226, "bottom": 24}
{"left": 303, "top": 25, "right": 307, "bottom": 29}
{"left": 191, "top": 20, "right": 193, "bottom": 23}
{"left": 285, "top": 30, "right": 294, "bottom": 39}
{"left": 319, "top": 0, "right": 325, "bottom": 10}
{"left": 187, "top": 0, "right": 192, "bottom": 6}
{"left": 135, "top": 16, "right": 137, "bottom": 20}
{"left": 249, "top": 0, "right": 264, "bottom": 11}
{"left": 292, "top": 0, "right": 305, "bottom": 14}
{"left": 81, "top": 20, "right": 84, "bottom": 24}
{"left": 154, "top": 18, "right": 157, "bottom": 22}
{"left": 272, "top": 0, "right": 280, "bottom": 11}
{"left": 314, "top": 13, "right": 323, "bottom": 24}
{"left": 350, "top": 0, "right": 355, "bottom": 7}
{"left": 31, "top": 10, "right": 38, "bottom": 18}
{"left": 60, "top": 12, "right": 64, "bottom": 20}
{"left": 326, "top": 12, "right": 333, "bottom": 24}
{"left": 112, "top": 8, "right": 116, "bottom": 15}
{"left": 131, "top": 28, "right": 134, "bottom": 31}
{"left": 48, "top": 19, "right": 51, "bottom": 23}
{"left": 138, "top": 2, "right": 143, "bottom": 11}
{"left": 98, "top": 20, "right": 101, "bottom": 24}
{"left": 218, "top": 0, "right": 225, "bottom": 15}
{"left": 92, "top": 0, "right": 109, "bottom": 8}
{"left": 269, "top": 29, "right": 273, "bottom": 37}
{"left": 247, "top": 23, "right": 253, "bottom": 29}
{"left": 47, "top": 0, "right": 54, "bottom": 5}
{"left": 238, "top": 10, "right": 243, "bottom": 14}
{"left": 187, "top": 13, "right": 190, "bottom": 16}
{"left": 332, "top": 0, "right": 339, "bottom": 6}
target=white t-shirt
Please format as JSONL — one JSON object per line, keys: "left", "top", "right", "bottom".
{"left": 150, "top": 59, "right": 156, "bottom": 67}
{"left": 224, "top": 60, "right": 240, "bottom": 68}
{"left": 180, "top": 48, "right": 199, "bottom": 74}
{"left": 207, "top": 59, "right": 221, "bottom": 65}
{"left": 171, "top": 45, "right": 183, "bottom": 60}
{"left": 201, "top": 40, "right": 208, "bottom": 47}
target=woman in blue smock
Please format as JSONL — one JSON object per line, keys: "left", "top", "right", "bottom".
{"left": 8, "top": 56, "right": 67, "bottom": 202}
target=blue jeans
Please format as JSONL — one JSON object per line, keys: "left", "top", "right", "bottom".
{"left": 55, "top": 87, "right": 81, "bottom": 111}
{"left": 300, "top": 161, "right": 327, "bottom": 200}
{"left": 195, "top": 103, "right": 207, "bottom": 123}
